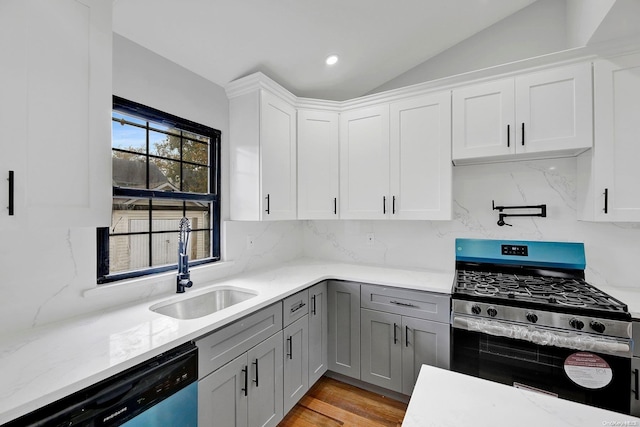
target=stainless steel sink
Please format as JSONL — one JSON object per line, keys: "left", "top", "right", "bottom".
{"left": 150, "top": 287, "right": 258, "bottom": 320}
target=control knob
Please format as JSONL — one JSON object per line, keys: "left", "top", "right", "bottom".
{"left": 590, "top": 321, "right": 606, "bottom": 334}
{"left": 569, "top": 318, "right": 584, "bottom": 330}
{"left": 525, "top": 312, "right": 538, "bottom": 323}
{"left": 471, "top": 304, "right": 481, "bottom": 315}
{"left": 486, "top": 307, "right": 498, "bottom": 318}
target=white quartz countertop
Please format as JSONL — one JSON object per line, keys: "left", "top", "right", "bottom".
{"left": 0, "top": 258, "right": 453, "bottom": 424}
{"left": 403, "top": 365, "right": 640, "bottom": 427}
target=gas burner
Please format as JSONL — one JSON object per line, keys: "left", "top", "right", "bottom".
{"left": 473, "top": 283, "right": 499, "bottom": 296}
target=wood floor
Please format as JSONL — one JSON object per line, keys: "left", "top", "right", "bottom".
{"left": 278, "top": 377, "right": 408, "bottom": 427}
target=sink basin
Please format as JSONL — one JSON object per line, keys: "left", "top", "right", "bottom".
{"left": 150, "top": 287, "right": 258, "bottom": 320}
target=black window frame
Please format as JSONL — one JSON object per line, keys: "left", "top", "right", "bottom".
{"left": 97, "top": 96, "right": 221, "bottom": 284}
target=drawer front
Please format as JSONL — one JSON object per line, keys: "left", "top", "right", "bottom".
{"left": 360, "top": 284, "right": 450, "bottom": 323}
{"left": 196, "top": 302, "right": 283, "bottom": 378}
{"left": 282, "top": 289, "right": 309, "bottom": 327}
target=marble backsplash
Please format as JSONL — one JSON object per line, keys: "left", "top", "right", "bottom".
{"left": 302, "top": 157, "right": 640, "bottom": 289}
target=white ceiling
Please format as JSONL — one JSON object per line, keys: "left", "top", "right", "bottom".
{"left": 113, "top": 0, "right": 538, "bottom": 101}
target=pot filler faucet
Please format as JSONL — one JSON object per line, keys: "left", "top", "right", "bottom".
{"left": 177, "top": 217, "right": 193, "bottom": 293}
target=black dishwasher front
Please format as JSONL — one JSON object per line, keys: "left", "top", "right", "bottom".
{"left": 3, "top": 342, "right": 198, "bottom": 427}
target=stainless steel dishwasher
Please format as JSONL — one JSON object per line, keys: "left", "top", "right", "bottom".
{"left": 4, "top": 342, "right": 198, "bottom": 426}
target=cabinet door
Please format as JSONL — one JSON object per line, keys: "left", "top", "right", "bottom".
{"left": 339, "top": 105, "right": 390, "bottom": 219}
{"left": 401, "top": 316, "right": 450, "bottom": 396}
{"left": 308, "top": 281, "right": 328, "bottom": 385}
{"left": 283, "top": 315, "right": 309, "bottom": 414}
{"left": 515, "top": 62, "right": 592, "bottom": 154}
{"left": 260, "top": 90, "right": 297, "bottom": 220}
{"left": 327, "top": 280, "right": 361, "bottom": 379}
{"left": 390, "top": 92, "right": 452, "bottom": 220}
{"left": 452, "top": 79, "right": 515, "bottom": 161}
{"left": 0, "top": 0, "right": 111, "bottom": 229}
{"left": 248, "top": 331, "right": 284, "bottom": 427}
{"left": 360, "top": 308, "right": 402, "bottom": 393}
{"left": 297, "top": 110, "right": 339, "bottom": 219}
{"left": 198, "top": 353, "right": 249, "bottom": 427}
{"left": 590, "top": 54, "right": 640, "bottom": 221}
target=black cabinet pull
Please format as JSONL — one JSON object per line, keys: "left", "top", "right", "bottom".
{"left": 405, "top": 325, "right": 410, "bottom": 347}
{"left": 633, "top": 369, "right": 639, "bottom": 400}
{"left": 393, "top": 323, "right": 398, "bottom": 344}
{"left": 312, "top": 295, "right": 316, "bottom": 315}
{"left": 507, "top": 125, "right": 510, "bottom": 148}
{"left": 252, "top": 359, "right": 259, "bottom": 387}
{"left": 392, "top": 196, "right": 396, "bottom": 214}
{"left": 265, "top": 194, "right": 270, "bottom": 214}
{"left": 521, "top": 123, "right": 525, "bottom": 146}
{"left": 242, "top": 366, "right": 248, "bottom": 396}
{"left": 287, "top": 336, "right": 293, "bottom": 359}
{"left": 383, "top": 196, "right": 386, "bottom": 214}
{"left": 8, "top": 170, "right": 14, "bottom": 216}
{"left": 334, "top": 197, "right": 337, "bottom": 215}
{"left": 603, "top": 188, "right": 609, "bottom": 214}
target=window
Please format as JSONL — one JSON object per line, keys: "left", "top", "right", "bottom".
{"left": 97, "top": 96, "right": 221, "bottom": 283}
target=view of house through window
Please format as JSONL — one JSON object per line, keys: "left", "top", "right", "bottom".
{"left": 97, "top": 97, "right": 221, "bottom": 283}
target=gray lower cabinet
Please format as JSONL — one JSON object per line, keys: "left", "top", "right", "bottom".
{"left": 360, "top": 308, "right": 402, "bottom": 391}
{"left": 308, "top": 281, "right": 328, "bottom": 384}
{"left": 283, "top": 315, "right": 309, "bottom": 414}
{"left": 198, "top": 331, "right": 284, "bottom": 427}
{"left": 328, "top": 280, "right": 361, "bottom": 379}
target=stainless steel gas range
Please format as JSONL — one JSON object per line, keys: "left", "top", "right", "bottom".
{"left": 451, "top": 238, "right": 632, "bottom": 414}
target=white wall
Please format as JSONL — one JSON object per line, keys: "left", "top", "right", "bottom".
{"left": 371, "top": 0, "right": 568, "bottom": 94}
{"left": 303, "top": 157, "right": 640, "bottom": 289}
{"left": 0, "top": 35, "right": 302, "bottom": 337}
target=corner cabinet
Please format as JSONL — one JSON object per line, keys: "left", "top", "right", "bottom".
{"left": 452, "top": 62, "right": 593, "bottom": 164}
{"left": 228, "top": 80, "right": 297, "bottom": 221}
{"left": 0, "top": 0, "right": 112, "bottom": 230}
{"left": 327, "top": 280, "right": 361, "bottom": 379}
{"left": 578, "top": 52, "right": 640, "bottom": 222}
{"left": 297, "top": 110, "right": 340, "bottom": 219}
{"left": 339, "top": 92, "right": 452, "bottom": 220}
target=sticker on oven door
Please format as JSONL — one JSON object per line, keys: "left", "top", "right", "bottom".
{"left": 563, "top": 352, "right": 612, "bottom": 389}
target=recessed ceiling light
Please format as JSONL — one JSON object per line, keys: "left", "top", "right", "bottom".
{"left": 325, "top": 55, "right": 339, "bottom": 65}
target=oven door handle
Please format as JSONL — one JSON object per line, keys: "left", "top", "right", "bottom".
{"left": 453, "top": 315, "right": 631, "bottom": 356}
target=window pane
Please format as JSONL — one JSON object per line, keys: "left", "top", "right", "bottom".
{"left": 185, "top": 202, "right": 211, "bottom": 230}
{"left": 183, "top": 139, "right": 209, "bottom": 165}
{"left": 150, "top": 201, "right": 185, "bottom": 232}
{"left": 149, "top": 130, "right": 180, "bottom": 160}
{"left": 109, "top": 234, "right": 149, "bottom": 273}
{"left": 148, "top": 120, "right": 180, "bottom": 137}
{"left": 182, "top": 130, "right": 210, "bottom": 143}
{"left": 112, "top": 119, "right": 146, "bottom": 152}
{"left": 113, "top": 111, "right": 146, "bottom": 127}
{"left": 112, "top": 154, "right": 148, "bottom": 189}
{"left": 150, "top": 157, "right": 180, "bottom": 190}
{"left": 183, "top": 163, "right": 209, "bottom": 193}
{"left": 189, "top": 230, "right": 211, "bottom": 261}
{"left": 151, "top": 233, "right": 178, "bottom": 267}
{"left": 112, "top": 198, "right": 150, "bottom": 233}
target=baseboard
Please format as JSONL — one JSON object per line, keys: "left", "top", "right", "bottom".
{"left": 323, "top": 371, "right": 411, "bottom": 404}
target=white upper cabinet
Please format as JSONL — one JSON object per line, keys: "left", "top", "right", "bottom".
{"left": 297, "top": 110, "right": 339, "bottom": 219}
{"left": 453, "top": 62, "right": 593, "bottom": 164}
{"left": 578, "top": 53, "right": 640, "bottom": 222}
{"left": 0, "top": 0, "right": 112, "bottom": 230}
{"left": 339, "top": 105, "right": 390, "bottom": 219}
{"left": 390, "top": 92, "right": 452, "bottom": 220}
{"left": 228, "top": 85, "right": 297, "bottom": 221}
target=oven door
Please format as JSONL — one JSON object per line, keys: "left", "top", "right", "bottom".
{"left": 452, "top": 323, "right": 631, "bottom": 414}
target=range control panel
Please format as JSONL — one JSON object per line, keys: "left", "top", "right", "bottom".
{"left": 501, "top": 244, "right": 528, "bottom": 257}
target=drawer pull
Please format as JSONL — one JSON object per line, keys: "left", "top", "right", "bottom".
{"left": 634, "top": 369, "right": 639, "bottom": 401}
{"left": 290, "top": 301, "right": 306, "bottom": 313}
{"left": 390, "top": 300, "right": 418, "bottom": 308}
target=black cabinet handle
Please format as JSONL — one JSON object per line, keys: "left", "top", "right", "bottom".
{"left": 242, "top": 366, "right": 248, "bottom": 396}
{"left": 405, "top": 325, "right": 410, "bottom": 347}
{"left": 312, "top": 295, "right": 316, "bottom": 315}
{"left": 633, "top": 369, "right": 639, "bottom": 400}
{"left": 334, "top": 197, "right": 337, "bottom": 215}
{"left": 521, "top": 123, "right": 525, "bottom": 146}
{"left": 287, "top": 336, "right": 293, "bottom": 359}
{"left": 383, "top": 196, "right": 386, "bottom": 214}
{"left": 507, "top": 125, "right": 510, "bottom": 148}
{"left": 252, "top": 359, "right": 259, "bottom": 387}
{"left": 290, "top": 301, "right": 306, "bottom": 313}
{"left": 265, "top": 194, "right": 270, "bottom": 214}
{"left": 392, "top": 196, "right": 396, "bottom": 214}
{"left": 8, "top": 170, "right": 14, "bottom": 216}
{"left": 393, "top": 323, "right": 398, "bottom": 344}
{"left": 603, "top": 188, "right": 609, "bottom": 214}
